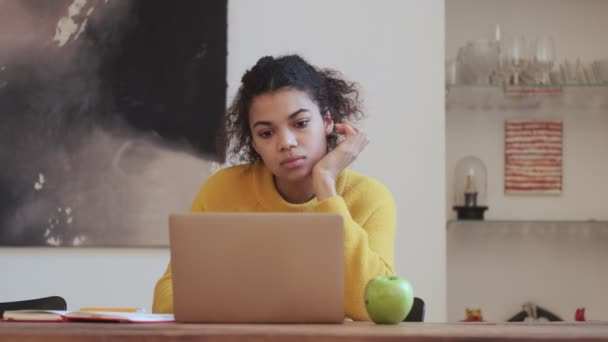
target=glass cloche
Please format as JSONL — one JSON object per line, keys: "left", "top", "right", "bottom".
{"left": 452, "top": 156, "right": 489, "bottom": 220}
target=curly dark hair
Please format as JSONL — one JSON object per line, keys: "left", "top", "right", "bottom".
{"left": 222, "top": 54, "right": 364, "bottom": 164}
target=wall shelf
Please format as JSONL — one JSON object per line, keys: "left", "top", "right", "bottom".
{"left": 447, "top": 220, "right": 608, "bottom": 234}
{"left": 449, "top": 84, "right": 608, "bottom": 89}
{"left": 448, "top": 219, "right": 608, "bottom": 225}
{"left": 446, "top": 220, "right": 608, "bottom": 239}
{"left": 446, "top": 86, "right": 608, "bottom": 111}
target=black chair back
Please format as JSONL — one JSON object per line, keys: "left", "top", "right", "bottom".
{"left": 403, "top": 297, "right": 425, "bottom": 322}
{"left": 0, "top": 296, "right": 67, "bottom": 317}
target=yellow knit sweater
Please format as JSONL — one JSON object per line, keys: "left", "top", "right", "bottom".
{"left": 152, "top": 160, "right": 396, "bottom": 320}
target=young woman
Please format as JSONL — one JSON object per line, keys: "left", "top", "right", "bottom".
{"left": 153, "top": 55, "right": 396, "bottom": 321}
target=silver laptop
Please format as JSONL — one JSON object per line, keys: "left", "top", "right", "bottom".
{"left": 169, "top": 212, "right": 344, "bottom": 323}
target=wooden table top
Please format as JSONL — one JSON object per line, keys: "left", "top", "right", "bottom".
{"left": 1, "top": 321, "right": 608, "bottom": 341}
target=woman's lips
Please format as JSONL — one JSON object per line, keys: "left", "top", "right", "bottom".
{"left": 281, "top": 156, "right": 305, "bottom": 169}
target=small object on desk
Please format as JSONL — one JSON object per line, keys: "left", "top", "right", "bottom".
{"left": 460, "top": 308, "right": 485, "bottom": 322}
{"left": 507, "top": 301, "right": 563, "bottom": 322}
{"left": 364, "top": 275, "right": 414, "bottom": 325}
{"left": 575, "top": 307, "right": 586, "bottom": 322}
{"left": 2, "top": 309, "right": 174, "bottom": 323}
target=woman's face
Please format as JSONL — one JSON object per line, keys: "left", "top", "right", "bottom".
{"left": 249, "top": 87, "right": 333, "bottom": 183}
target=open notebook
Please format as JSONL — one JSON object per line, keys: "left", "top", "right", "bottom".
{"left": 2, "top": 310, "right": 174, "bottom": 323}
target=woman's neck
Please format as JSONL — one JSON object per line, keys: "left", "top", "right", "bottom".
{"left": 273, "top": 176, "right": 316, "bottom": 204}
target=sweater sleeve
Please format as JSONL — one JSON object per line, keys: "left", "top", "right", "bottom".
{"left": 312, "top": 188, "right": 397, "bottom": 321}
{"left": 152, "top": 187, "right": 207, "bottom": 313}
{"left": 152, "top": 263, "right": 174, "bottom": 313}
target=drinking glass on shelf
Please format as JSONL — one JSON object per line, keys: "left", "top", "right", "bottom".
{"left": 503, "top": 36, "right": 529, "bottom": 85}
{"left": 464, "top": 39, "right": 499, "bottom": 85}
{"left": 446, "top": 59, "right": 459, "bottom": 86}
{"left": 533, "top": 36, "right": 556, "bottom": 85}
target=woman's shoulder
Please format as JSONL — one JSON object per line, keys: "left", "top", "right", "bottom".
{"left": 209, "top": 163, "right": 254, "bottom": 179}
{"left": 201, "top": 163, "right": 255, "bottom": 192}
{"left": 191, "top": 163, "right": 257, "bottom": 211}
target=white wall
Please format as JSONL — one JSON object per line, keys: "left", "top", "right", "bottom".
{"left": 227, "top": 0, "right": 446, "bottom": 322}
{"left": 1, "top": 0, "right": 447, "bottom": 321}
{"left": 446, "top": 91, "right": 608, "bottom": 221}
{"left": 446, "top": 0, "right": 608, "bottom": 322}
{"left": 0, "top": 247, "right": 170, "bottom": 311}
{"left": 448, "top": 221, "right": 608, "bottom": 322}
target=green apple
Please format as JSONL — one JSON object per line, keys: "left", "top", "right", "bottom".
{"left": 364, "top": 275, "right": 414, "bottom": 324}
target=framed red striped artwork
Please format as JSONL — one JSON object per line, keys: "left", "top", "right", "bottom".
{"left": 505, "top": 120, "right": 563, "bottom": 195}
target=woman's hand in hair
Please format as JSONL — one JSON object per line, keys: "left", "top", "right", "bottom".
{"left": 312, "top": 121, "right": 369, "bottom": 201}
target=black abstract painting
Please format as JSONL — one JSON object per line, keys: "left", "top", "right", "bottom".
{"left": 0, "top": 0, "right": 227, "bottom": 247}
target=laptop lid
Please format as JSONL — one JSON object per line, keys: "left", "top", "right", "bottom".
{"left": 169, "top": 212, "right": 344, "bottom": 323}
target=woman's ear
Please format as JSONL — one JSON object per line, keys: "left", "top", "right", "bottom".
{"left": 323, "top": 114, "right": 334, "bottom": 135}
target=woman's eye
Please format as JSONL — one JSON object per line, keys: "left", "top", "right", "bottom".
{"left": 295, "top": 120, "right": 309, "bottom": 128}
{"left": 258, "top": 130, "right": 273, "bottom": 139}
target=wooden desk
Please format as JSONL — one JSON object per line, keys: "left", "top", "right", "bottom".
{"left": 1, "top": 321, "right": 608, "bottom": 341}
